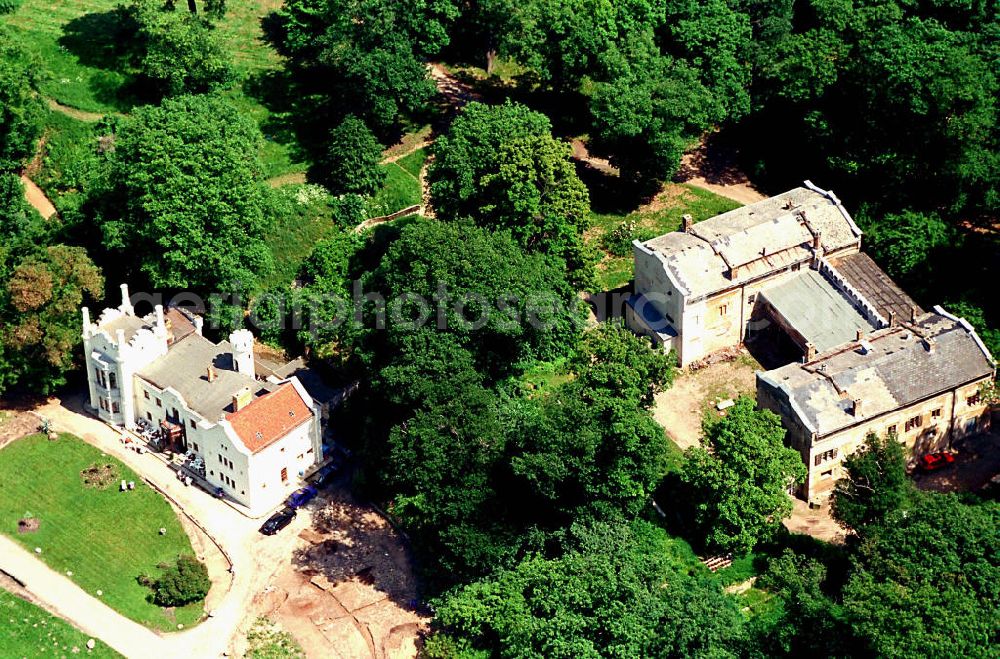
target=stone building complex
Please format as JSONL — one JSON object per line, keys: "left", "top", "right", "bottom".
{"left": 82, "top": 285, "right": 322, "bottom": 516}
{"left": 629, "top": 182, "right": 995, "bottom": 503}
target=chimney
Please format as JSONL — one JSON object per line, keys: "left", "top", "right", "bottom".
{"left": 856, "top": 328, "right": 864, "bottom": 341}
{"left": 681, "top": 214, "right": 693, "bottom": 232}
{"left": 804, "top": 342, "right": 816, "bottom": 362}
{"left": 232, "top": 387, "right": 253, "bottom": 412}
{"left": 888, "top": 310, "right": 896, "bottom": 326}
{"left": 924, "top": 337, "right": 936, "bottom": 353}
{"left": 812, "top": 230, "right": 822, "bottom": 251}
{"left": 193, "top": 316, "right": 204, "bottom": 336}
{"left": 207, "top": 366, "right": 217, "bottom": 383}
{"left": 119, "top": 283, "right": 134, "bottom": 315}
{"left": 154, "top": 304, "right": 166, "bottom": 337}
{"left": 852, "top": 398, "right": 863, "bottom": 417}
{"left": 910, "top": 305, "right": 918, "bottom": 323}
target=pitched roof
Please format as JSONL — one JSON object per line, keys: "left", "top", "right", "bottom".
{"left": 758, "top": 311, "right": 995, "bottom": 437}
{"left": 226, "top": 383, "right": 312, "bottom": 453}
{"left": 641, "top": 185, "right": 862, "bottom": 298}
{"left": 827, "top": 252, "right": 921, "bottom": 322}
{"left": 760, "top": 269, "right": 878, "bottom": 353}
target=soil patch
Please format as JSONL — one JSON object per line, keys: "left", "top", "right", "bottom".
{"left": 17, "top": 518, "right": 40, "bottom": 534}
{"left": 80, "top": 462, "right": 119, "bottom": 489}
{"left": 653, "top": 351, "right": 761, "bottom": 450}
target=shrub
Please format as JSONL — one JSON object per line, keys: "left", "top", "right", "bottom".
{"left": 321, "top": 115, "right": 385, "bottom": 196}
{"left": 0, "top": 0, "right": 23, "bottom": 15}
{"left": 149, "top": 555, "right": 210, "bottom": 607}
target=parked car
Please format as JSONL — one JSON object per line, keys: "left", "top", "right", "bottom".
{"left": 259, "top": 507, "right": 297, "bottom": 535}
{"left": 287, "top": 485, "right": 318, "bottom": 508}
{"left": 312, "top": 457, "right": 344, "bottom": 489}
{"left": 919, "top": 452, "right": 956, "bottom": 472}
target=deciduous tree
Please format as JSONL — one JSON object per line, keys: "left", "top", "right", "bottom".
{"left": 679, "top": 397, "right": 805, "bottom": 553}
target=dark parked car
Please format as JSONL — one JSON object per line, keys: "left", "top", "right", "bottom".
{"left": 312, "top": 457, "right": 344, "bottom": 489}
{"left": 919, "top": 452, "right": 956, "bottom": 472}
{"left": 259, "top": 507, "right": 297, "bottom": 535}
{"left": 287, "top": 485, "right": 318, "bottom": 508}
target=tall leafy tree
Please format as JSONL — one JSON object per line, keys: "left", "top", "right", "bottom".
{"left": 320, "top": 115, "right": 386, "bottom": 196}
{"left": 830, "top": 431, "right": 912, "bottom": 534}
{"left": 680, "top": 397, "right": 806, "bottom": 553}
{"left": 431, "top": 102, "right": 593, "bottom": 286}
{"left": 128, "top": 0, "right": 235, "bottom": 97}
{"left": 0, "top": 245, "right": 104, "bottom": 394}
{"left": 100, "top": 94, "right": 273, "bottom": 293}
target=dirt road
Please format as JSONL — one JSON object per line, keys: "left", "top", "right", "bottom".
{"left": 20, "top": 174, "right": 58, "bottom": 219}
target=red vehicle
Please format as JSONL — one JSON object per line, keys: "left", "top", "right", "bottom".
{"left": 919, "top": 452, "right": 955, "bottom": 472}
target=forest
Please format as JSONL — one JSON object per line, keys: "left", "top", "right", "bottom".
{"left": 1, "top": 0, "right": 998, "bottom": 656}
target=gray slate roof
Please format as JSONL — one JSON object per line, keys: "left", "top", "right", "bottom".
{"left": 641, "top": 185, "right": 862, "bottom": 299}
{"left": 827, "top": 252, "right": 921, "bottom": 322}
{"left": 758, "top": 311, "right": 995, "bottom": 437}
{"left": 138, "top": 334, "right": 278, "bottom": 421}
{"left": 761, "top": 270, "right": 877, "bottom": 353}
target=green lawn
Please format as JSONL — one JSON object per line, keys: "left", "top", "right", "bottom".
{"left": 366, "top": 150, "right": 426, "bottom": 218}
{"left": 587, "top": 183, "right": 742, "bottom": 291}
{"left": 0, "top": 589, "right": 120, "bottom": 658}
{"left": 0, "top": 434, "right": 204, "bottom": 631}
{"left": 263, "top": 185, "right": 340, "bottom": 288}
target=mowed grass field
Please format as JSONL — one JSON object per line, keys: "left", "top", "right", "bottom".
{"left": 0, "top": 589, "right": 120, "bottom": 658}
{"left": 4, "top": 0, "right": 281, "bottom": 113}
{"left": 0, "top": 434, "right": 204, "bottom": 631}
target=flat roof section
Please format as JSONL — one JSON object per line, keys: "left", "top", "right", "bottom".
{"left": 761, "top": 270, "right": 878, "bottom": 353}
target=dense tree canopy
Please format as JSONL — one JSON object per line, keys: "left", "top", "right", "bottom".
{"left": 426, "top": 521, "right": 746, "bottom": 658}
{"left": 431, "top": 102, "right": 593, "bottom": 286}
{"left": 830, "top": 432, "right": 911, "bottom": 533}
{"left": 128, "top": 0, "right": 235, "bottom": 97}
{"left": 99, "top": 94, "right": 273, "bottom": 293}
{"left": 680, "top": 397, "right": 806, "bottom": 553}
{"left": 266, "top": 0, "right": 457, "bottom": 133}
{"left": 843, "top": 493, "right": 1000, "bottom": 657}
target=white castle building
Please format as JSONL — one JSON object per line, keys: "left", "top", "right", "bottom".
{"left": 82, "top": 284, "right": 322, "bottom": 516}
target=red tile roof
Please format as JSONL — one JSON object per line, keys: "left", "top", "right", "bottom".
{"left": 226, "top": 383, "right": 312, "bottom": 453}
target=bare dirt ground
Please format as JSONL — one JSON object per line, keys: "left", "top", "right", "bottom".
{"left": 20, "top": 174, "right": 58, "bottom": 220}
{"left": 0, "top": 411, "right": 41, "bottom": 451}
{"left": 46, "top": 97, "right": 106, "bottom": 122}
{"left": 783, "top": 499, "right": 847, "bottom": 544}
{"left": 674, "top": 135, "right": 765, "bottom": 205}
{"left": 913, "top": 430, "right": 1000, "bottom": 493}
{"left": 653, "top": 350, "right": 761, "bottom": 450}
{"left": 252, "top": 487, "right": 427, "bottom": 659}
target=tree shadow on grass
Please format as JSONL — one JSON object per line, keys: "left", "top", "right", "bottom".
{"left": 59, "top": 10, "right": 145, "bottom": 110}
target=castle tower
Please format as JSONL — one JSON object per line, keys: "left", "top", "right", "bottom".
{"left": 229, "top": 329, "right": 255, "bottom": 379}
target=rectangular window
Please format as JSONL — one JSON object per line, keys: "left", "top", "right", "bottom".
{"left": 193, "top": 443, "right": 199, "bottom": 452}
{"left": 814, "top": 454, "right": 822, "bottom": 466}
{"left": 931, "top": 408, "right": 942, "bottom": 419}
{"left": 792, "top": 263, "right": 802, "bottom": 271}
{"left": 747, "top": 293, "right": 757, "bottom": 305}
{"left": 280, "top": 467, "right": 288, "bottom": 482}
{"left": 887, "top": 424, "right": 897, "bottom": 436}
{"left": 297, "top": 453, "right": 304, "bottom": 460}
{"left": 967, "top": 393, "right": 981, "bottom": 406}
{"left": 112, "top": 401, "right": 120, "bottom": 413}
{"left": 144, "top": 390, "right": 150, "bottom": 400}
{"left": 156, "top": 398, "right": 162, "bottom": 408}
{"left": 189, "top": 419, "right": 196, "bottom": 429}
{"left": 904, "top": 415, "right": 922, "bottom": 432}
{"left": 109, "top": 372, "right": 117, "bottom": 389}
{"left": 821, "top": 469, "right": 833, "bottom": 479}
